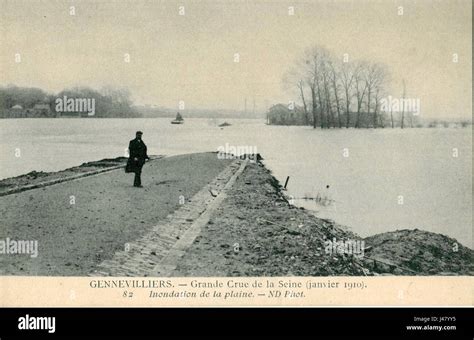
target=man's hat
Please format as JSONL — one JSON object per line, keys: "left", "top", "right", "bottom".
{"left": 136, "top": 131, "right": 143, "bottom": 135}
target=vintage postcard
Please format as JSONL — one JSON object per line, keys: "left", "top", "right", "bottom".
{"left": 0, "top": 0, "right": 472, "bottom": 307}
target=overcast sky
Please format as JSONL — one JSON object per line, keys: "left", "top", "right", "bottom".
{"left": 0, "top": 0, "right": 471, "bottom": 118}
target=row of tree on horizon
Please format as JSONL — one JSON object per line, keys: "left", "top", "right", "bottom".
{"left": 281, "top": 45, "right": 423, "bottom": 129}
{"left": 0, "top": 85, "right": 138, "bottom": 118}
{"left": 0, "top": 85, "right": 267, "bottom": 119}
{"left": 0, "top": 82, "right": 470, "bottom": 125}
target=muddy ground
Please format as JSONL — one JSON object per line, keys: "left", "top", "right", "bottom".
{"left": 0, "top": 157, "right": 131, "bottom": 195}
{"left": 173, "top": 160, "right": 473, "bottom": 276}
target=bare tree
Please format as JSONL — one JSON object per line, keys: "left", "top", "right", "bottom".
{"left": 354, "top": 62, "right": 368, "bottom": 128}
{"left": 390, "top": 105, "right": 394, "bottom": 128}
{"left": 322, "top": 60, "right": 334, "bottom": 128}
{"left": 300, "top": 47, "right": 324, "bottom": 128}
{"left": 329, "top": 59, "right": 343, "bottom": 128}
{"left": 307, "top": 59, "right": 319, "bottom": 128}
{"left": 302, "top": 46, "right": 331, "bottom": 128}
{"left": 401, "top": 79, "right": 406, "bottom": 129}
{"left": 340, "top": 61, "right": 356, "bottom": 128}
{"left": 316, "top": 69, "right": 325, "bottom": 128}
{"left": 366, "top": 63, "right": 388, "bottom": 128}
{"left": 297, "top": 79, "right": 309, "bottom": 125}
{"left": 283, "top": 65, "right": 310, "bottom": 125}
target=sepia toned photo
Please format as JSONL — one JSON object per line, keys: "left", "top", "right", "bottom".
{"left": 0, "top": 0, "right": 472, "bottom": 307}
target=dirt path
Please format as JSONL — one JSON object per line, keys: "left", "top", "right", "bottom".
{"left": 0, "top": 153, "right": 232, "bottom": 276}
{"left": 172, "top": 161, "right": 368, "bottom": 277}
{"left": 91, "top": 158, "right": 245, "bottom": 277}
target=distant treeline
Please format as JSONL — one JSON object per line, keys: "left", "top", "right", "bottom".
{"left": 0, "top": 85, "right": 140, "bottom": 118}
{"left": 266, "top": 103, "right": 471, "bottom": 128}
{"left": 274, "top": 45, "right": 423, "bottom": 129}
{"left": 267, "top": 103, "right": 423, "bottom": 128}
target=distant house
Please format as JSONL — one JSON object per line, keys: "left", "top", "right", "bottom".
{"left": 9, "top": 104, "right": 26, "bottom": 118}
{"left": 267, "top": 104, "right": 306, "bottom": 125}
{"left": 33, "top": 103, "right": 51, "bottom": 116}
{"left": 7, "top": 103, "right": 53, "bottom": 118}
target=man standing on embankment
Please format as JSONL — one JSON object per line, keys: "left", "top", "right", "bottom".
{"left": 128, "top": 131, "right": 150, "bottom": 187}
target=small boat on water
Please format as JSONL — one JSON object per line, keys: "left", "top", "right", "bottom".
{"left": 218, "top": 122, "right": 231, "bottom": 127}
{"left": 171, "top": 112, "right": 184, "bottom": 124}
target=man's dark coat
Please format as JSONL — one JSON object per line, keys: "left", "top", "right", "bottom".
{"left": 127, "top": 138, "right": 149, "bottom": 173}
